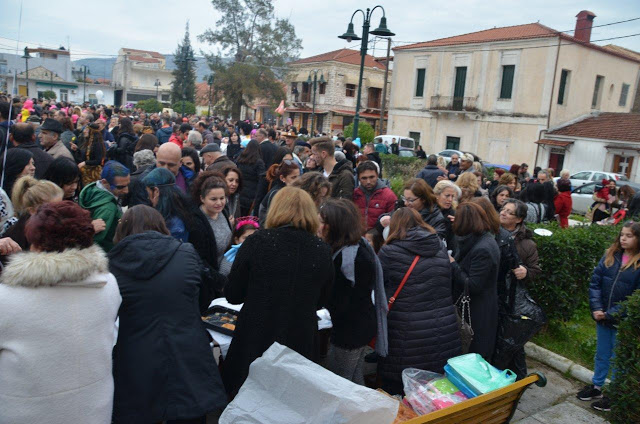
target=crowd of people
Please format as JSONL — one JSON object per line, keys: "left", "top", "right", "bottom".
{"left": 0, "top": 95, "right": 636, "bottom": 421}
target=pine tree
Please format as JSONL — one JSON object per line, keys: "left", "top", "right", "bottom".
{"left": 171, "top": 22, "right": 197, "bottom": 105}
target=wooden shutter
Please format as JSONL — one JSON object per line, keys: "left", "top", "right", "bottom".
{"left": 500, "top": 65, "right": 515, "bottom": 99}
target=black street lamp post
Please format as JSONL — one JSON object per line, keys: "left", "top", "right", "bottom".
{"left": 154, "top": 78, "right": 161, "bottom": 100}
{"left": 21, "top": 47, "right": 31, "bottom": 97}
{"left": 338, "top": 6, "right": 394, "bottom": 140}
{"left": 207, "top": 74, "right": 214, "bottom": 117}
{"left": 81, "top": 66, "right": 90, "bottom": 103}
{"left": 306, "top": 70, "right": 325, "bottom": 136}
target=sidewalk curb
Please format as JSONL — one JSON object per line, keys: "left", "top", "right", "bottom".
{"left": 525, "top": 342, "right": 608, "bottom": 385}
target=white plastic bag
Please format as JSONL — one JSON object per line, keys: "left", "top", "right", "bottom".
{"left": 402, "top": 368, "right": 468, "bottom": 415}
{"left": 220, "top": 342, "right": 399, "bottom": 424}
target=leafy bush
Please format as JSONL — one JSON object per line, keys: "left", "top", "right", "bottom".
{"left": 610, "top": 290, "right": 640, "bottom": 423}
{"left": 137, "top": 98, "right": 163, "bottom": 113}
{"left": 42, "top": 90, "right": 56, "bottom": 100}
{"left": 171, "top": 101, "right": 196, "bottom": 115}
{"left": 343, "top": 121, "right": 375, "bottom": 145}
{"left": 389, "top": 176, "right": 405, "bottom": 197}
{"left": 381, "top": 154, "right": 425, "bottom": 181}
{"left": 528, "top": 222, "right": 622, "bottom": 320}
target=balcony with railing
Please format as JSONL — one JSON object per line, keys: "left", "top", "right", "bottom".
{"left": 430, "top": 96, "right": 478, "bottom": 112}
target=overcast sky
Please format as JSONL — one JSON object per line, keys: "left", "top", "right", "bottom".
{"left": 1, "top": 0, "right": 639, "bottom": 60}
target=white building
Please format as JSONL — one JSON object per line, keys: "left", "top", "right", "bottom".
{"left": 111, "top": 48, "right": 173, "bottom": 106}
{"left": 0, "top": 47, "right": 73, "bottom": 96}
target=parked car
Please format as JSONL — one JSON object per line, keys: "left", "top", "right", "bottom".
{"left": 399, "top": 150, "right": 416, "bottom": 158}
{"left": 373, "top": 135, "right": 416, "bottom": 152}
{"left": 571, "top": 180, "right": 640, "bottom": 214}
{"left": 435, "top": 149, "right": 464, "bottom": 164}
{"left": 555, "top": 170, "right": 629, "bottom": 189}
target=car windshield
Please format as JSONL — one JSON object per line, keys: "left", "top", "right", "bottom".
{"left": 399, "top": 150, "right": 414, "bottom": 157}
{"left": 400, "top": 139, "right": 413, "bottom": 148}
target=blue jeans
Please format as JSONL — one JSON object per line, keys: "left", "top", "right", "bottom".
{"left": 592, "top": 323, "right": 617, "bottom": 387}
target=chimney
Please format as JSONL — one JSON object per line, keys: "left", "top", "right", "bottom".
{"left": 574, "top": 10, "right": 596, "bottom": 43}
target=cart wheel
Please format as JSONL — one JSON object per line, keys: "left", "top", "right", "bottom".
{"left": 531, "top": 372, "right": 547, "bottom": 387}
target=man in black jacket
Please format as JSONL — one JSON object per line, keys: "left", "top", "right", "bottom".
{"left": 10, "top": 123, "right": 52, "bottom": 178}
{"left": 416, "top": 155, "right": 446, "bottom": 187}
{"left": 256, "top": 128, "right": 277, "bottom": 168}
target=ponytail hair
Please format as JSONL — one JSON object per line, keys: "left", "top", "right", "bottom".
{"left": 11, "top": 176, "right": 64, "bottom": 216}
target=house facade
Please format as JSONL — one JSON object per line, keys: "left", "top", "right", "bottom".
{"left": 537, "top": 113, "right": 640, "bottom": 182}
{"left": 111, "top": 48, "right": 173, "bottom": 106}
{"left": 388, "top": 11, "right": 640, "bottom": 165}
{"left": 284, "top": 48, "right": 390, "bottom": 134}
{"left": 0, "top": 47, "right": 73, "bottom": 97}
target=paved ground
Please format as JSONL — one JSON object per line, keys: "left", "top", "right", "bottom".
{"left": 513, "top": 359, "right": 609, "bottom": 423}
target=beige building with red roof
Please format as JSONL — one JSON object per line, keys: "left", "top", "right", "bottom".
{"left": 112, "top": 48, "right": 173, "bottom": 106}
{"left": 388, "top": 10, "right": 640, "bottom": 167}
{"left": 285, "top": 48, "right": 391, "bottom": 134}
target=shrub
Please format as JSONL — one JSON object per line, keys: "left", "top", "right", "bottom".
{"left": 343, "top": 121, "right": 375, "bottom": 145}
{"left": 610, "top": 290, "right": 640, "bottom": 423}
{"left": 42, "top": 90, "right": 56, "bottom": 100}
{"left": 171, "top": 101, "right": 196, "bottom": 115}
{"left": 137, "top": 98, "right": 163, "bottom": 113}
{"left": 381, "top": 154, "right": 425, "bottom": 181}
{"left": 528, "top": 221, "right": 622, "bottom": 321}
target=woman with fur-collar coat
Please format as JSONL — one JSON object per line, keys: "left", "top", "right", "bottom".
{"left": 0, "top": 202, "right": 121, "bottom": 424}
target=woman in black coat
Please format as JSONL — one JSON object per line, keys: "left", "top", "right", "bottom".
{"left": 236, "top": 140, "right": 266, "bottom": 216}
{"left": 378, "top": 208, "right": 462, "bottom": 395}
{"left": 403, "top": 178, "right": 447, "bottom": 240}
{"left": 108, "top": 205, "right": 227, "bottom": 423}
{"left": 222, "top": 187, "right": 334, "bottom": 396}
{"left": 450, "top": 202, "right": 500, "bottom": 361}
{"left": 108, "top": 117, "right": 137, "bottom": 170}
{"left": 318, "top": 199, "right": 377, "bottom": 384}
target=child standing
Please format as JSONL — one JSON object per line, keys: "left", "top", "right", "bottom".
{"left": 219, "top": 218, "right": 259, "bottom": 276}
{"left": 577, "top": 221, "right": 640, "bottom": 411}
{"left": 592, "top": 179, "right": 616, "bottom": 223}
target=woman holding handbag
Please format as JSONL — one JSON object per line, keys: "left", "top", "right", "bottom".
{"left": 73, "top": 123, "right": 106, "bottom": 187}
{"left": 450, "top": 202, "right": 500, "bottom": 362}
{"left": 378, "top": 207, "right": 461, "bottom": 395}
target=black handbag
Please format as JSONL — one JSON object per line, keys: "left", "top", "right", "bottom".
{"left": 455, "top": 278, "right": 474, "bottom": 354}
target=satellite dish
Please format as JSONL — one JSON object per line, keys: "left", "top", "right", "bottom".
{"left": 95, "top": 90, "right": 104, "bottom": 101}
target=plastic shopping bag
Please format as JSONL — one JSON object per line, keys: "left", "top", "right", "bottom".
{"left": 219, "top": 342, "right": 398, "bottom": 424}
{"left": 401, "top": 368, "right": 468, "bottom": 415}
{"left": 447, "top": 353, "right": 516, "bottom": 395}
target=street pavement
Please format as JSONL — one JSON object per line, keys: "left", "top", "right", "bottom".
{"left": 514, "top": 359, "right": 609, "bottom": 423}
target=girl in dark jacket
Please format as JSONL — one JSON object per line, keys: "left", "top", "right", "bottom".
{"left": 577, "top": 221, "right": 640, "bottom": 411}
{"left": 318, "top": 199, "right": 377, "bottom": 384}
{"left": 378, "top": 207, "right": 461, "bottom": 395}
{"left": 108, "top": 117, "right": 138, "bottom": 171}
{"left": 402, "top": 178, "right": 447, "bottom": 240}
{"left": 222, "top": 187, "right": 334, "bottom": 397}
{"left": 226, "top": 131, "right": 243, "bottom": 162}
{"left": 258, "top": 160, "right": 300, "bottom": 225}
{"left": 236, "top": 140, "right": 266, "bottom": 216}
{"left": 108, "top": 205, "right": 227, "bottom": 423}
{"left": 450, "top": 202, "right": 500, "bottom": 361}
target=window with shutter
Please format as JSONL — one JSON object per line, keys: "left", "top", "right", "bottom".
{"left": 557, "top": 69, "right": 570, "bottom": 105}
{"left": 592, "top": 75, "right": 604, "bottom": 109}
{"left": 415, "top": 68, "right": 426, "bottom": 97}
{"left": 499, "top": 65, "right": 515, "bottom": 99}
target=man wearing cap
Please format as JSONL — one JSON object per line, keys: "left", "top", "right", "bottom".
{"left": 201, "top": 143, "right": 233, "bottom": 172}
{"left": 39, "top": 118, "right": 74, "bottom": 161}
{"left": 459, "top": 153, "right": 475, "bottom": 175}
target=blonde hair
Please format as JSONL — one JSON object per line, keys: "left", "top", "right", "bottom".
{"left": 437, "top": 156, "right": 447, "bottom": 169}
{"left": 265, "top": 186, "right": 319, "bottom": 234}
{"left": 456, "top": 172, "right": 479, "bottom": 202}
{"left": 11, "top": 176, "right": 64, "bottom": 215}
{"left": 560, "top": 169, "right": 570, "bottom": 179}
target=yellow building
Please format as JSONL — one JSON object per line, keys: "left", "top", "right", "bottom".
{"left": 388, "top": 10, "right": 640, "bottom": 167}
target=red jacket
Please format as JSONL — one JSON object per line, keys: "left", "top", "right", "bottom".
{"left": 353, "top": 182, "right": 397, "bottom": 230}
{"left": 554, "top": 191, "right": 572, "bottom": 228}
{"left": 169, "top": 133, "right": 183, "bottom": 149}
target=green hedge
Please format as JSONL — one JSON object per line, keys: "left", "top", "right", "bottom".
{"left": 171, "top": 101, "right": 196, "bottom": 115}
{"left": 528, "top": 222, "right": 622, "bottom": 321}
{"left": 344, "top": 121, "right": 375, "bottom": 144}
{"left": 137, "top": 98, "right": 163, "bottom": 113}
{"left": 610, "top": 290, "right": 640, "bottom": 423}
{"left": 381, "top": 154, "right": 425, "bottom": 183}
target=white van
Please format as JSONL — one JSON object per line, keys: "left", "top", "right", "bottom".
{"left": 373, "top": 135, "right": 416, "bottom": 151}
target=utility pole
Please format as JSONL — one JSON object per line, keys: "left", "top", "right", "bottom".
{"left": 207, "top": 74, "right": 214, "bottom": 117}
{"left": 22, "top": 48, "right": 31, "bottom": 97}
{"left": 82, "top": 66, "right": 88, "bottom": 103}
{"left": 123, "top": 53, "right": 128, "bottom": 107}
{"left": 379, "top": 37, "right": 391, "bottom": 135}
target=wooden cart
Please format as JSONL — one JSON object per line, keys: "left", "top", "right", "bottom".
{"left": 402, "top": 372, "right": 547, "bottom": 424}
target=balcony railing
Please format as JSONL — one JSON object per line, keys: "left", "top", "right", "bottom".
{"left": 430, "top": 96, "right": 478, "bottom": 112}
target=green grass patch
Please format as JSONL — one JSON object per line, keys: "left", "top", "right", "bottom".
{"left": 569, "top": 214, "right": 588, "bottom": 222}
{"left": 531, "top": 306, "right": 597, "bottom": 369}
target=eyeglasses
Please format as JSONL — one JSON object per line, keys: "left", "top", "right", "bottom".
{"left": 401, "top": 196, "right": 419, "bottom": 204}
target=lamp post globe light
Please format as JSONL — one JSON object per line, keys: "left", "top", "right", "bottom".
{"left": 338, "top": 6, "right": 394, "bottom": 140}
{"left": 306, "top": 70, "right": 325, "bottom": 135}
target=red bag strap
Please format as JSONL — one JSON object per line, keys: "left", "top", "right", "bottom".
{"left": 388, "top": 255, "right": 420, "bottom": 310}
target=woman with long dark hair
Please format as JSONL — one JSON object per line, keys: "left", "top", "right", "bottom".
{"left": 378, "top": 207, "right": 461, "bottom": 395}
{"left": 108, "top": 116, "right": 138, "bottom": 170}
{"left": 226, "top": 131, "right": 242, "bottom": 162}
{"left": 220, "top": 166, "right": 243, "bottom": 222}
{"left": 43, "top": 157, "right": 81, "bottom": 201}
{"left": 74, "top": 123, "right": 106, "bottom": 186}
{"left": 318, "top": 199, "right": 378, "bottom": 384}
{"left": 490, "top": 185, "right": 515, "bottom": 213}
{"left": 258, "top": 160, "right": 300, "bottom": 225}
{"left": 0, "top": 149, "right": 35, "bottom": 197}
{"left": 181, "top": 147, "right": 201, "bottom": 174}
{"left": 108, "top": 205, "right": 227, "bottom": 422}
{"left": 236, "top": 139, "right": 265, "bottom": 216}
{"left": 253, "top": 147, "right": 293, "bottom": 216}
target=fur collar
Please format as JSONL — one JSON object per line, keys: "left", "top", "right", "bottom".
{"left": 1, "top": 244, "right": 109, "bottom": 288}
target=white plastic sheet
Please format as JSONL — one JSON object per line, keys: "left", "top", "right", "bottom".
{"left": 219, "top": 342, "right": 399, "bottom": 424}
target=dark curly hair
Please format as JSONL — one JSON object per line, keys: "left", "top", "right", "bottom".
{"left": 25, "top": 201, "right": 94, "bottom": 252}
{"left": 190, "top": 170, "right": 228, "bottom": 205}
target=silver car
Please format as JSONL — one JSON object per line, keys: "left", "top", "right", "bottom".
{"left": 571, "top": 181, "right": 640, "bottom": 214}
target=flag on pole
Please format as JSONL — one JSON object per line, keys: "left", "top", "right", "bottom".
{"left": 275, "top": 100, "right": 285, "bottom": 115}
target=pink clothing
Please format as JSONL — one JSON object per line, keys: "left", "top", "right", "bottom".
{"left": 622, "top": 254, "right": 630, "bottom": 266}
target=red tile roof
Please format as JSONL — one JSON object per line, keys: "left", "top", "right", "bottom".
{"left": 393, "top": 22, "right": 640, "bottom": 64}
{"left": 535, "top": 139, "right": 574, "bottom": 147}
{"left": 123, "top": 48, "right": 164, "bottom": 59}
{"left": 547, "top": 113, "right": 640, "bottom": 142}
{"left": 290, "top": 48, "right": 386, "bottom": 70}
{"left": 603, "top": 44, "right": 640, "bottom": 62}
